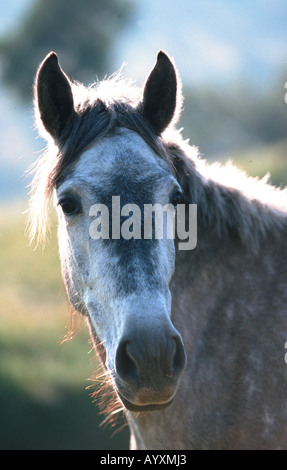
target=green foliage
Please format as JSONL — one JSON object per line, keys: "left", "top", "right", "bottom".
{"left": 0, "top": 0, "right": 134, "bottom": 100}
{"left": 228, "top": 139, "right": 287, "bottom": 187}
{"left": 181, "top": 76, "right": 287, "bottom": 159}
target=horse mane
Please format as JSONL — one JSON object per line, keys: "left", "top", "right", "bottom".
{"left": 28, "top": 72, "right": 287, "bottom": 252}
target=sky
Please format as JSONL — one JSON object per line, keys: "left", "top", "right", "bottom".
{"left": 0, "top": 0, "right": 33, "bottom": 35}
{"left": 112, "top": 0, "right": 287, "bottom": 87}
{"left": 1, "top": 0, "right": 286, "bottom": 86}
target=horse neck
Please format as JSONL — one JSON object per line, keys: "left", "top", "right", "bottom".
{"left": 170, "top": 158, "right": 287, "bottom": 345}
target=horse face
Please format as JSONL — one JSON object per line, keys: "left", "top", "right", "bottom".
{"left": 34, "top": 49, "right": 186, "bottom": 411}
{"left": 56, "top": 128, "right": 186, "bottom": 411}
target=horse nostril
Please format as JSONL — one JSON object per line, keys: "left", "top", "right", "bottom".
{"left": 171, "top": 335, "right": 186, "bottom": 378}
{"left": 116, "top": 334, "right": 186, "bottom": 386}
{"left": 163, "top": 335, "right": 186, "bottom": 379}
{"left": 116, "top": 340, "right": 138, "bottom": 384}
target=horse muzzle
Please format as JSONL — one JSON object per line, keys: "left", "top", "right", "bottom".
{"left": 113, "top": 324, "right": 186, "bottom": 412}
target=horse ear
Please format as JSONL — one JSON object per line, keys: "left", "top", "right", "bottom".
{"left": 35, "top": 52, "right": 75, "bottom": 139}
{"left": 141, "top": 51, "right": 178, "bottom": 134}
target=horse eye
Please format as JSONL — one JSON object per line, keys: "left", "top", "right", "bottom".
{"left": 170, "top": 188, "right": 183, "bottom": 207}
{"left": 59, "top": 198, "right": 80, "bottom": 215}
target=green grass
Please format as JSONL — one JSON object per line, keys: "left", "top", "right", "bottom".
{"left": 0, "top": 202, "right": 129, "bottom": 450}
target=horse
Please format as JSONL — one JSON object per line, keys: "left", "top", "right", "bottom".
{"left": 29, "top": 50, "right": 287, "bottom": 450}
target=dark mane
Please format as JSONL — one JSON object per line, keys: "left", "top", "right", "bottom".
{"left": 53, "top": 97, "right": 174, "bottom": 190}
{"left": 171, "top": 141, "right": 287, "bottom": 253}
{"left": 29, "top": 75, "right": 287, "bottom": 251}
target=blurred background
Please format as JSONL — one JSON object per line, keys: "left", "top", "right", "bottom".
{"left": 0, "top": 0, "right": 286, "bottom": 450}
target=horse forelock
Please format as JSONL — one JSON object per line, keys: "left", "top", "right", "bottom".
{"left": 28, "top": 74, "right": 179, "bottom": 245}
